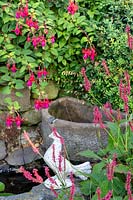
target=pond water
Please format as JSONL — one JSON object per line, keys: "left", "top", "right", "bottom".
{"left": 0, "top": 160, "right": 52, "bottom": 195}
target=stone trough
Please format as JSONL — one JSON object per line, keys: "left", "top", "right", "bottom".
{"left": 41, "top": 97, "right": 124, "bottom": 162}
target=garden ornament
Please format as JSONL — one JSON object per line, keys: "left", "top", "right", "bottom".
{"left": 44, "top": 129, "right": 91, "bottom": 189}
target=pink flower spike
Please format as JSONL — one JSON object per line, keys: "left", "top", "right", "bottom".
{"left": 67, "top": 1, "right": 78, "bottom": 15}
{"left": 96, "top": 187, "right": 101, "bottom": 200}
{"left": 101, "top": 59, "right": 110, "bottom": 76}
{"left": 125, "top": 25, "right": 130, "bottom": 33}
{"left": 23, "top": 130, "right": 40, "bottom": 154}
{"left": 69, "top": 172, "right": 75, "bottom": 200}
{"left": 32, "top": 169, "right": 43, "bottom": 183}
{"left": 44, "top": 166, "right": 57, "bottom": 185}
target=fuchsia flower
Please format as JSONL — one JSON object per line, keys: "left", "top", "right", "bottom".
{"left": 15, "top": 115, "right": 23, "bottom": 129}
{"left": 40, "top": 35, "right": 46, "bottom": 47}
{"left": 27, "top": 73, "right": 35, "bottom": 88}
{"left": 41, "top": 98, "right": 50, "bottom": 109}
{"left": 5, "top": 115, "right": 14, "bottom": 129}
{"left": 67, "top": 1, "right": 78, "bottom": 15}
{"left": 82, "top": 47, "right": 96, "bottom": 61}
{"left": 11, "top": 63, "right": 17, "bottom": 73}
{"left": 15, "top": 3, "right": 28, "bottom": 19}
{"left": 26, "top": 17, "right": 39, "bottom": 30}
{"left": 13, "top": 23, "right": 22, "bottom": 36}
{"left": 43, "top": 68, "right": 48, "bottom": 76}
{"left": 50, "top": 36, "right": 56, "bottom": 44}
{"left": 34, "top": 99, "right": 50, "bottom": 111}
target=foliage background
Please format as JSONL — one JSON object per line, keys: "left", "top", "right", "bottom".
{"left": 0, "top": 0, "right": 133, "bottom": 110}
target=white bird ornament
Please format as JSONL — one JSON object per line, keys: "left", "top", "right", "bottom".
{"left": 44, "top": 129, "right": 91, "bottom": 189}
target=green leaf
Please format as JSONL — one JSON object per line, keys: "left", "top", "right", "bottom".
{"left": 4, "top": 97, "right": 12, "bottom": 105}
{"left": 15, "top": 92, "right": 23, "bottom": 97}
{"left": 81, "top": 37, "right": 88, "bottom": 44}
{"left": 59, "top": 38, "right": 67, "bottom": 48}
{"left": 51, "top": 48, "right": 58, "bottom": 57}
{"left": 15, "top": 80, "right": 25, "bottom": 89}
{"left": 0, "top": 36, "right": 4, "bottom": 43}
{"left": 115, "top": 164, "right": 130, "bottom": 174}
{"left": 93, "top": 161, "right": 106, "bottom": 173}
{"left": 13, "top": 101, "right": 20, "bottom": 110}
{"left": 1, "top": 86, "right": 11, "bottom": 95}
{"left": 78, "top": 149, "right": 102, "bottom": 160}
{"left": 0, "top": 182, "right": 5, "bottom": 192}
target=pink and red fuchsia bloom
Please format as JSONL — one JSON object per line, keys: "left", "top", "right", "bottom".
{"left": 6, "top": 115, "right": 23, "bottom": 129}
{"left": 82, "top": 47, "right": 96, "bottom": 61}
{"left": 34, "top": 99, "right": 50, "bottom": 111}
{"left": 67, "top": 1, "right": 78, "bottom": 15}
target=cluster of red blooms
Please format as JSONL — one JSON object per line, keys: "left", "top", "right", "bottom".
{"left": 13, "top": 2, "right": 56, "bottom": 48}
{"left": 19, "top": 166, "right": 43, "bottom": 184}
{"left": 125, "top": 171, "right": 133, "bottom": 200}
{"left": 106, "top": 154, "right": 117, "bottom": 181}
{"left": 26, "top": 68, "right": 48, "bottom": 88}
{"left": 6, "top": 63, "right": 17, "bottom": 73}
{"left": 81, "top": 67, "right": 91, "bottom": 92}
{"left": 119, "top": 71, "right": 131, "bottom": 113}
{"left": 101, "top": 59, "right": 110, "bottom": 76}
{"left": 96, "top": 187, "right": 112, "bottom": 200}
{"left": 6, "top": 115, "right": 23, "bottom": 129}
{"left": 67, "top": 1, "right": 78, "bottom": 15}
{"left": 103, "top": 102, "right": 113, "bottom": 122}
{"left": 82, "top": 47, "right": 96, "bottom": 61}
{"left": 34, "top": 98, "right": 50, "bottom": 111}
{"left": 125, "top": 25, "right": 133, "bottom": 50}
{"left": 93, "top": 106, "right": 105, "bottom": 129}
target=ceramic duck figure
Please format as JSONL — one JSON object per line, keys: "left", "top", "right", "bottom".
{"left": 44, "top": 129, "right": 91, "bottom": 189}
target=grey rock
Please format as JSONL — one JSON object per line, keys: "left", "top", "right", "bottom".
{"left": 0, "top": 179, "right": 85, "bottom": 200}
{"left": 22, "top": 109, "right": 41, "bottom": 125}
{"left": 5, "top": 146, "right": 41, "bottom": 166}
{"left": 0, "top": 140, "right": 7, "bottom": 160}
{"left": 0, "top": 88, "right": 31, "bottom": 111}
{"left": 41, "top": 97, "right": 125, "bottom": 162}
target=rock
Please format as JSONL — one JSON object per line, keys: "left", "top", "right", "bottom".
{"left": 41, "top": 97, "right": 125, "bottom": 162}
{"left": 0, "top": 140, "right": 7, "bottom": 160}
{"left": 5, "top": 127, "right": 44, "bottom": 166}
{"left": 0, "top": 178, "right": 85, "bottom": 200}
{"left": 22, "top": 109, "right": 41, "bottom": 126}
{"left": 45, "top": 81, "right": 59, "bottom": 100}
{"left": 0, "top": 88, "right": 31, "bottom": 111}
{"left": 5, "top": 146, "right": 41, "bottom": 166}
